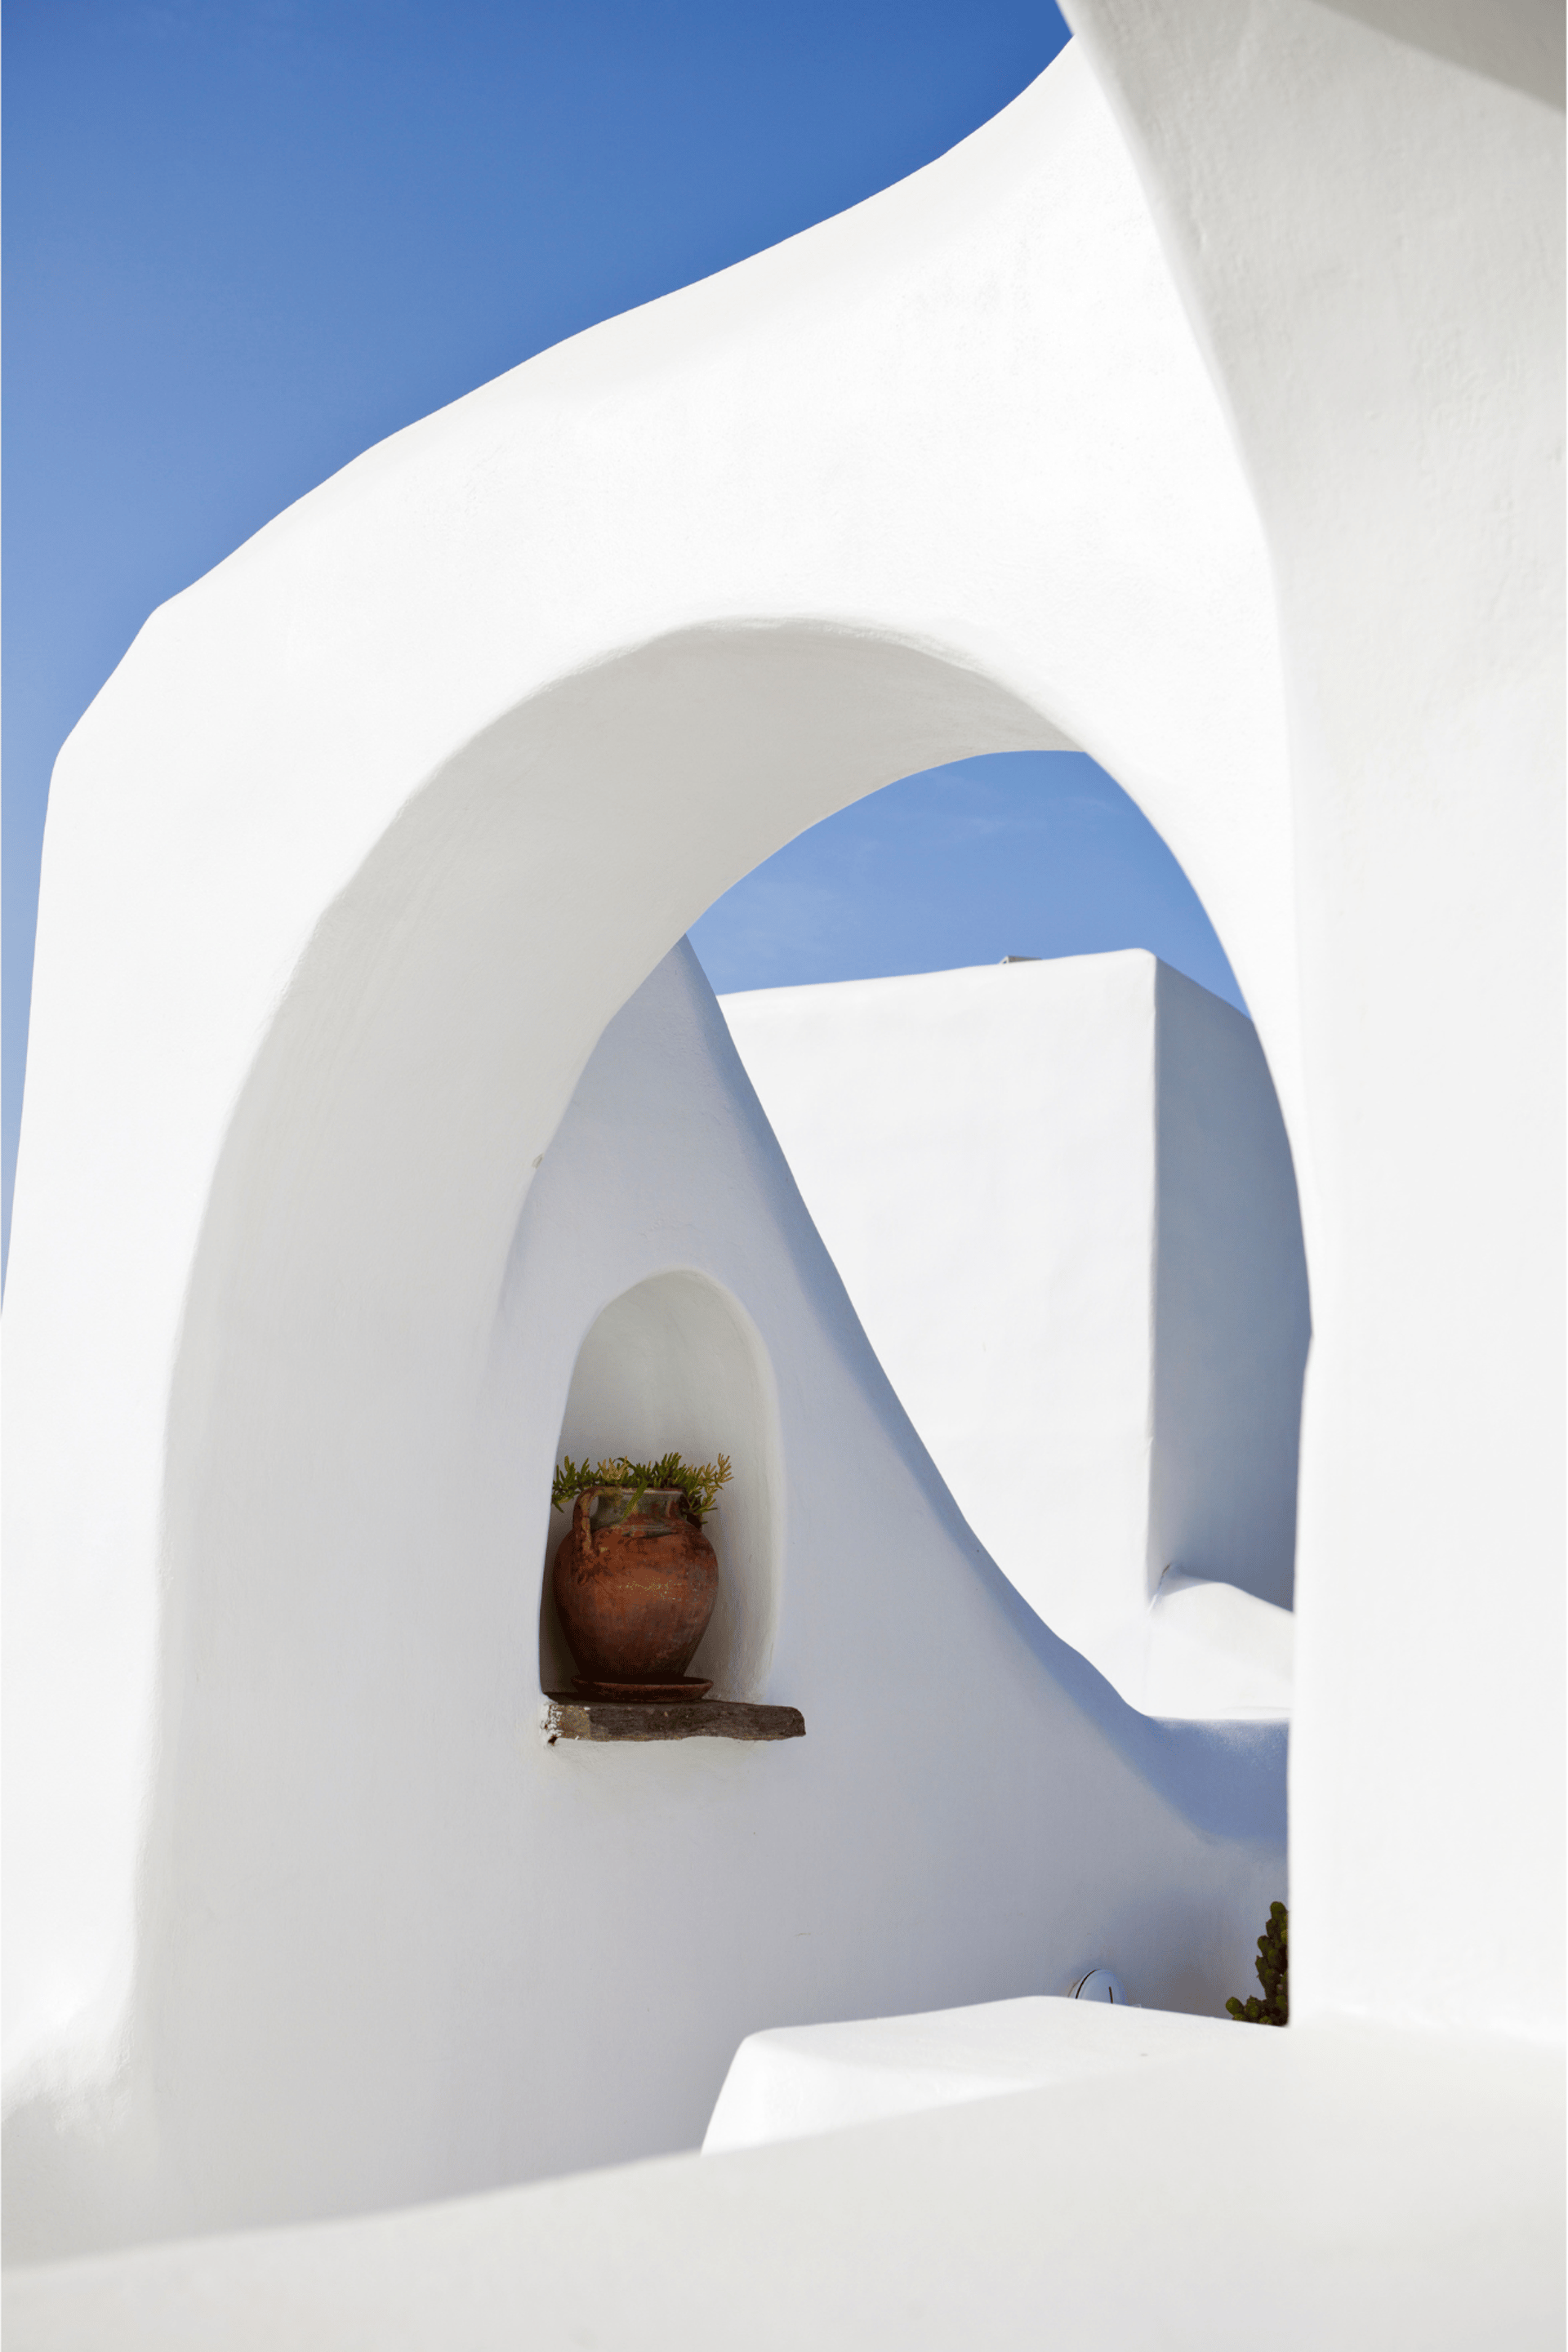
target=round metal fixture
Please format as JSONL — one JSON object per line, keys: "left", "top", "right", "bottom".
{"left": 1069, "top": 1967, "right": 1129, "bottom": 2004}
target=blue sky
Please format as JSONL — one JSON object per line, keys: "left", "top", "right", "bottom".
{"left": 3, "top": 0, "right": 1240, "bottom": 1263}
{"left": 693, "top": 754, "right": 1241, "bottom": 1006}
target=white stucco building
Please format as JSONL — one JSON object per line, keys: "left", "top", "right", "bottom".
{"left": 722, "top": 950, "right": 1307, "bottom": 1715}
{"left": 3, "top": 4, "right": 1561, "bottom": 2343}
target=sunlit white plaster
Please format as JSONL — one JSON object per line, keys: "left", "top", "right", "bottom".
{"left": 2, "top": 0, "right": 1560, "bottom": 2331}
{"left": 720, "top": 951, "right": 1307, "bottom": 1713}
{"left": 2, "top": 938, "right": 1286, "bottom": 2259}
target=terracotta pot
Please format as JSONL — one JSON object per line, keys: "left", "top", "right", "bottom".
{"left": 552, "top": 1487, "right": 719, "bottom": 1685}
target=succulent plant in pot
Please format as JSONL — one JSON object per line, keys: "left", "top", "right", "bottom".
{"left": 550, "top": 1453, "right": 732, "bottom": 1698}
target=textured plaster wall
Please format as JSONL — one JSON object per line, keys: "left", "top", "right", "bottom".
{"left": 2, "top": 945, "right": 1286, "bottom": 2260}
{"left": 2, "top": 0, "right": 1559, "bottom": 2280}
{"left": 1067, "top": 0, "right": 1563, "bottom": 2030}
{"left": 719, "top": 949, "right": 1308, "bottom": 1686}
{"left": 723, "top": 955, "right": 1160, "bottom": 1648}
{"left": 6, "top": 43, "right": 1294, "bottom": 2215}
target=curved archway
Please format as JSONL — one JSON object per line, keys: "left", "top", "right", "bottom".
{"left": 67, "top": 621, "right": 1285, "bottom": 2243}
{"left": 1, "top": 0, "right": 1557, "bottom": 2295}
{"left": 146, "top": 621, "right": 1290, "bottom": 1845}
{"left": 4, "top": 38, "right": 1307, "bottom": 2252}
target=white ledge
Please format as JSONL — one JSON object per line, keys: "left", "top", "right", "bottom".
{"left": 7, "top": 2016, "right": 1560, "bottom": 2351}
{"left": 702, "top": 1993, "right": 1230, "bottom": 2150}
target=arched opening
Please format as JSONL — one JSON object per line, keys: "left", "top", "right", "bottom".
{"left": 103, "top": 621, "right": 1296, "bottom": 2239}
{"left": 539, "top": 1272, "right": 782, "bottom": 1700}
{"left": 682, "top": 744, "right": 1310, "bottom": 1717}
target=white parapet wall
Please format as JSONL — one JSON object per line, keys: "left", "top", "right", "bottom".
{"left": 701, "top": 1993, "right": 1236, "bottom": 2152}
{"left": 720, "top": 951, "right": 1308, "bottom": 1710}
{"left": 7, "top": 2013, "right": 1561, "bottom": 2352}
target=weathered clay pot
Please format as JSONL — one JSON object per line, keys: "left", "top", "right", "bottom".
{"left": 552, "top": 1487, "right": 719, "bottom": 1685}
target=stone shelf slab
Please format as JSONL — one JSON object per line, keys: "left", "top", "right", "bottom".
{"left": 543, "top": 1695, "right": 804, "bottom": 1744}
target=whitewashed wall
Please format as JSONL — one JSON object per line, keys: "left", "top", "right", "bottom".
{"left": 2, "top": 943, "right": 1285, "bottom": 2260}
{"left": 1068, "top": 0, "right": 1563, "bottom": 2032}
{"left": 719, "top": 950, "right": 1308, "bottom": 1704}
{"left": 2, "top": 0, "right": 1559, "bottom": 2278}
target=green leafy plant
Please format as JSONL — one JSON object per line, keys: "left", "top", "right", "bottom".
{"left": 1226, "top": 1900, "right": 1288, "bottom": 2025}
{"left": 551, "top": 1451, "right": 733, "bottom": 1526}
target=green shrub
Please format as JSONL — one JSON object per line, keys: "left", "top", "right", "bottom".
{"left": 551, "top": 1451, "right": 733, "bottom": 1526}
{"left": 1226, "top": 1900, "right": 1288, "bottom": 2025}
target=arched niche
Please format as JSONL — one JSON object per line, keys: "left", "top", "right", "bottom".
{"left": 539, "top": 1272, "right": 782, "bottom": 1700}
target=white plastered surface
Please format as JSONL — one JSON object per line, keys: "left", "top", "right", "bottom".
{"left": 2, "top": 0, "right": 1560, "bottom": 2321}
{"left": 7, "top": 2016, "right": 1561, "bottom": 2352}
{"left": 701, "top": 1993, "right": 1231, "bottom": 2149}
{"left": 720, "top": 951, "right": 1308, "bottom": 1711}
